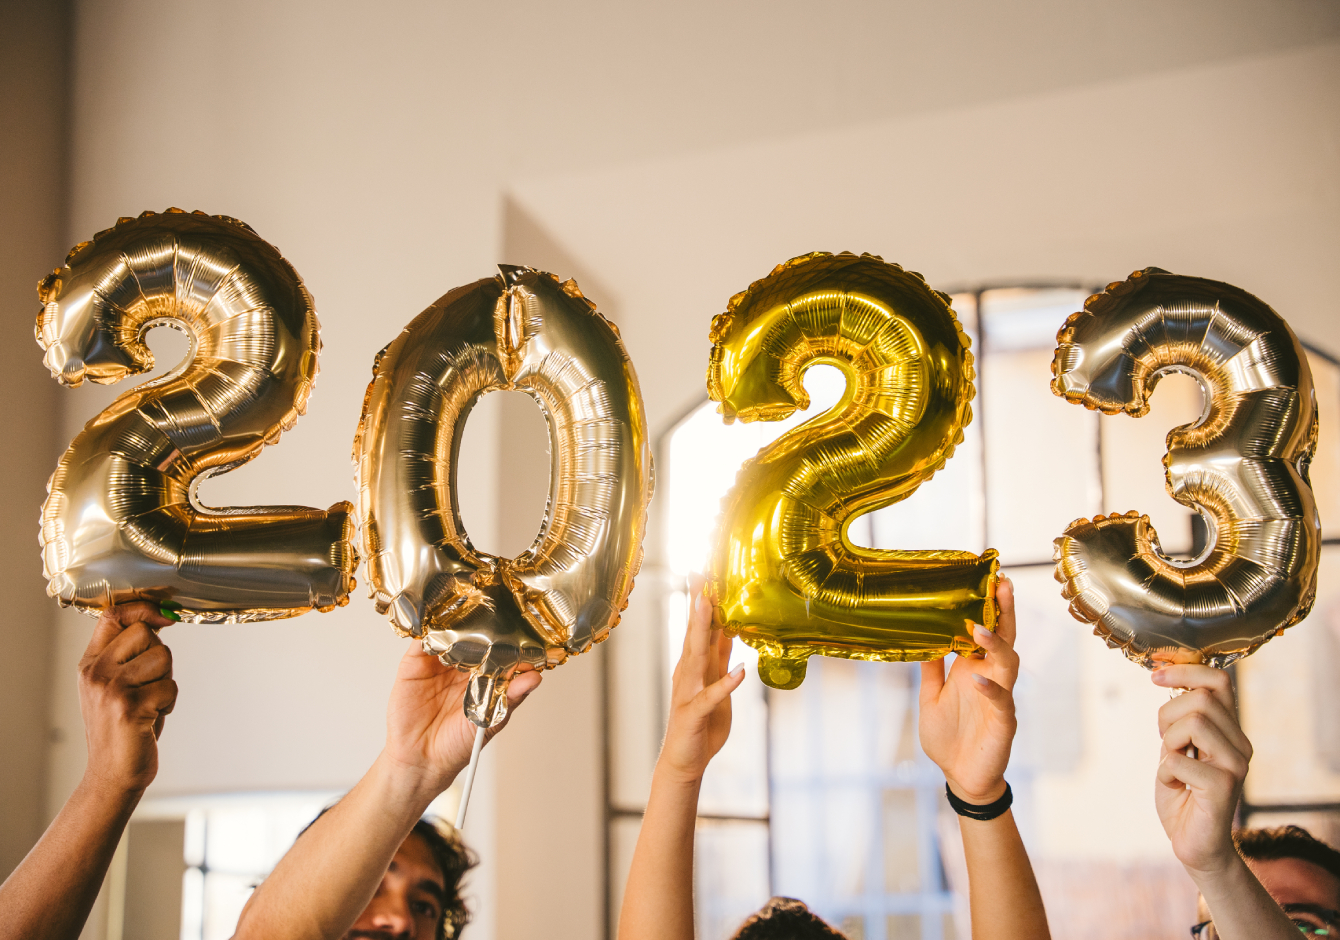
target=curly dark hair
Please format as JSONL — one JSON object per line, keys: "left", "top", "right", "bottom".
{"left": 408, "top": 816, "right": 477, "bottom": 939}
{"left": 730, "top": 897, "right": 848, "bottom": 939}
{"left": 1236, "top": 825, "right": 1340, "bottom": 887}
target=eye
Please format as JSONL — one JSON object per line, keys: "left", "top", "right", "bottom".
{"left": 411, "top": 899, "right": 440, "bottom": 919}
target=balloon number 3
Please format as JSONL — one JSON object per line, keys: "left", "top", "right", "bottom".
{"left": 36, "top": 209, "right": 359, "bottom": 621}
{"left": 1051, "top": 268, "right": 1320, "bottom": 667}
{"left": 355, "top": 266, "right": 653, "bottom": 727}
{"left": 706, "top": 252, "right": 999, "bottom": 690}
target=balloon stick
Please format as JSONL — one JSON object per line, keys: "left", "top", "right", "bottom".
{"left": 454, "top": 725, "right": 487, "bottom": 830}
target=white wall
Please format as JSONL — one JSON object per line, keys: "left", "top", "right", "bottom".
{"left": 37, "top": 0, "right": 1340, "bottom": 936}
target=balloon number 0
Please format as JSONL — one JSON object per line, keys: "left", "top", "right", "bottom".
{"left": 36, "top": 210, "right": 359, "bottom": 621}
{"left": 355, "top": 266, "right": 653, "bottom": 726}
{"left": 1051, "top": 268, "right": 1320, "bottom": 667}
{"left": 706, "top": 252, "right": 999, "bottom": 690}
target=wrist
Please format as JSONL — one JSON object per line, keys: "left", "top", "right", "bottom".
{"left": 945, "top": 776, "right": 1007, "bottom": 805}
{"left": 373, "top": 750, "right": 454, "bottom": 815}
{"left": 73, "top": 772, "right": 145, "bottom": 818}
{"left": 1182, "top": 844, "right": 1250, "bottom": 888}
{"left": 652, "top": 761, "right": 706, "bottom": 793}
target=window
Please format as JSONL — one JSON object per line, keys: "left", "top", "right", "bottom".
{"left": 608, "top": 286, "right": 1340, "bottom": 940}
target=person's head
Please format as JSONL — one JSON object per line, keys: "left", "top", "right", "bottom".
{"left": 340, "top": 817, "right": 477, "bottom": 940}
{"left": 730, "top": 897, "right": 847, "bottom": 939}
{"left": 1194, "top": 826, "right": 1340, "bottom": 938}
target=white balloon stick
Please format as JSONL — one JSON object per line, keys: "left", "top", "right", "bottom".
{"left": 454, "top": 726, "right": 487, "bottom": 830}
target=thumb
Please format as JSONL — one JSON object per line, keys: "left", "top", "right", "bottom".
{"left": 84, "top": 602, "right": 176, "bottom": 661}
{"left": 919, "top": 659, "right": 946, "bottom": 708}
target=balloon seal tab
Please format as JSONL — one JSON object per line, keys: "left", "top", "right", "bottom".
{"left": 465, "top": 672, "right": 509, "bottom": 728}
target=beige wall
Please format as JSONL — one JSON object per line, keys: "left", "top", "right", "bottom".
{"left": 0, "top": 0, "right": 67, "bottom": 881}
{"left": 4, "top": 0, "right": 1335, "bottom": 937}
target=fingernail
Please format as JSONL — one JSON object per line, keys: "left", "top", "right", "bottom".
{"left": 972, "top": 624, "right": 990, "bottom": 640}
{"left": 971, "top": 673, "right": 989, "bottom": 687}
{"left": 159, "top": 606, "right": 181, "bottom": 622}
{"left": 693, "top": 594, "right": 704, "bottom": 616}
{"left": 732, "top": 665, "right": 745, "bottom": 679}
{"left": 1151, "top": 668, "right": 1168, "bottom": 684}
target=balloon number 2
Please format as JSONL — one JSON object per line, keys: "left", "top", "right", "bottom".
{"left": 36, "top": 210, "right": 359, "bottom": 622}
{"left": 1051, "top": 268, "right": 1320, "bottom": 667}
{"left": 706, "top": 252, "right": 999, "bottom": 690}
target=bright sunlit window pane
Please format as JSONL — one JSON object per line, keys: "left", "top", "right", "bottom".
{"left": 665, "top": 364, "right": 848, "bottom": 578}
{"left": 864, "top": 292, "right": 985, "bottom": 554}
{"left": 694, "top": 820, "right": 772, "bottom": 940}
{"left": 980, "top": 289, "right": 1100, "bottom": 565}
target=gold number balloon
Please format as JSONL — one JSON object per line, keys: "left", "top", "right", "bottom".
{"left": 355, "top": 265, "right": 653, "bottom": 726}
{"left": 36, "top": 209, "right": 358, "bottom": 621}
{"left": 1051, "top": 268, "right": 1320, "bottom": 667}
{"left": 706, "top": 252, "right": 999, "bottom": 690}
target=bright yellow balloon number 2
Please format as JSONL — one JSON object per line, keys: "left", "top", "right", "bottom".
{"left": 707, "top": 252, "right": 999, "bottom": 689}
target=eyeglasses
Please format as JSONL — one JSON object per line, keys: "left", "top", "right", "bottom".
{"left": 1192, "top": 912, "right": 1339, "bottom": 938}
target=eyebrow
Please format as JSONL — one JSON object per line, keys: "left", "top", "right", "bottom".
{"left": 1281, "top": 903, "right": 1340, "bottom": 921}
{"left": 415, "top": 878, "right": 447, "bottom": 904}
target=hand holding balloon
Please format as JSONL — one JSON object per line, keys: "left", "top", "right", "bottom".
{"left": 658, "top": 574, "right": 745, "bottom": 786}
{"left": 79, "top": 601, "right": 179, "bottom": 796}
{"left": 383, "top": 644, "right": 542, "bottom": 794}
{"left": 919, "top": 578, "right": 1019, "bottom": 804}
{"left": 1151, "top": 666, "right": 1302, "bottom": 940}
{"left": 1151, "top": 664, "right": 1252, "bottom": 876}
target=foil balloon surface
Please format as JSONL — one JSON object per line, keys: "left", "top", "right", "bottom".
{"left": 1052, "top": 268, "right": 1320, "bottom": 668}
{"left": 707, "top": 252, "right": 999, "bottom": 690}
{"left": 355, "top": 265, "right": 653, "bottom": 727}
{"left": 36, "top": 209, "right": 358, "bottom": 622}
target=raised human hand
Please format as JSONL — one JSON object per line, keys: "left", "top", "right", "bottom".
{"left": 1152, "top": 664, "right": 1252, "bottom": 876}
{"left": 78, "top": 602, "right": 178, "bottom": 796}
{"left": 383, "top": 642, "right": 543, "bottom": 793}
{"left": 918, "top": 577, "right": 1019, "bottom": 804}
{"left": 658, "top": 575, "right": 745, "bottom": 785}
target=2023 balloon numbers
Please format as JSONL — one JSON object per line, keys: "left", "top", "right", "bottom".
{"left": 35, "top": 214, "right": 1317, "bottom": 686}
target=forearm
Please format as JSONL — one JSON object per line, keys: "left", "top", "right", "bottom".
{"left": 233, "top": 751, "right": 444, "bottom": 940}
{"left": 1190, "top": 856, "right": 1298, "bottom": 940}
{"left": 618, "top": 766, "right": 701, "bottom": 940}
{"left": 0, "top": 777, "right": 141, "bottom": 940}
{"left": 959, "top": 810, "right": 1051, "bottom": 940}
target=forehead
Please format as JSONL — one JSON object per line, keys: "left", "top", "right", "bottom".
{"left": 393, "top": 832, "right": 445, "bottom": 889}
{"left": 1249, "top": 857, "right": 1340, "bottom": 909}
